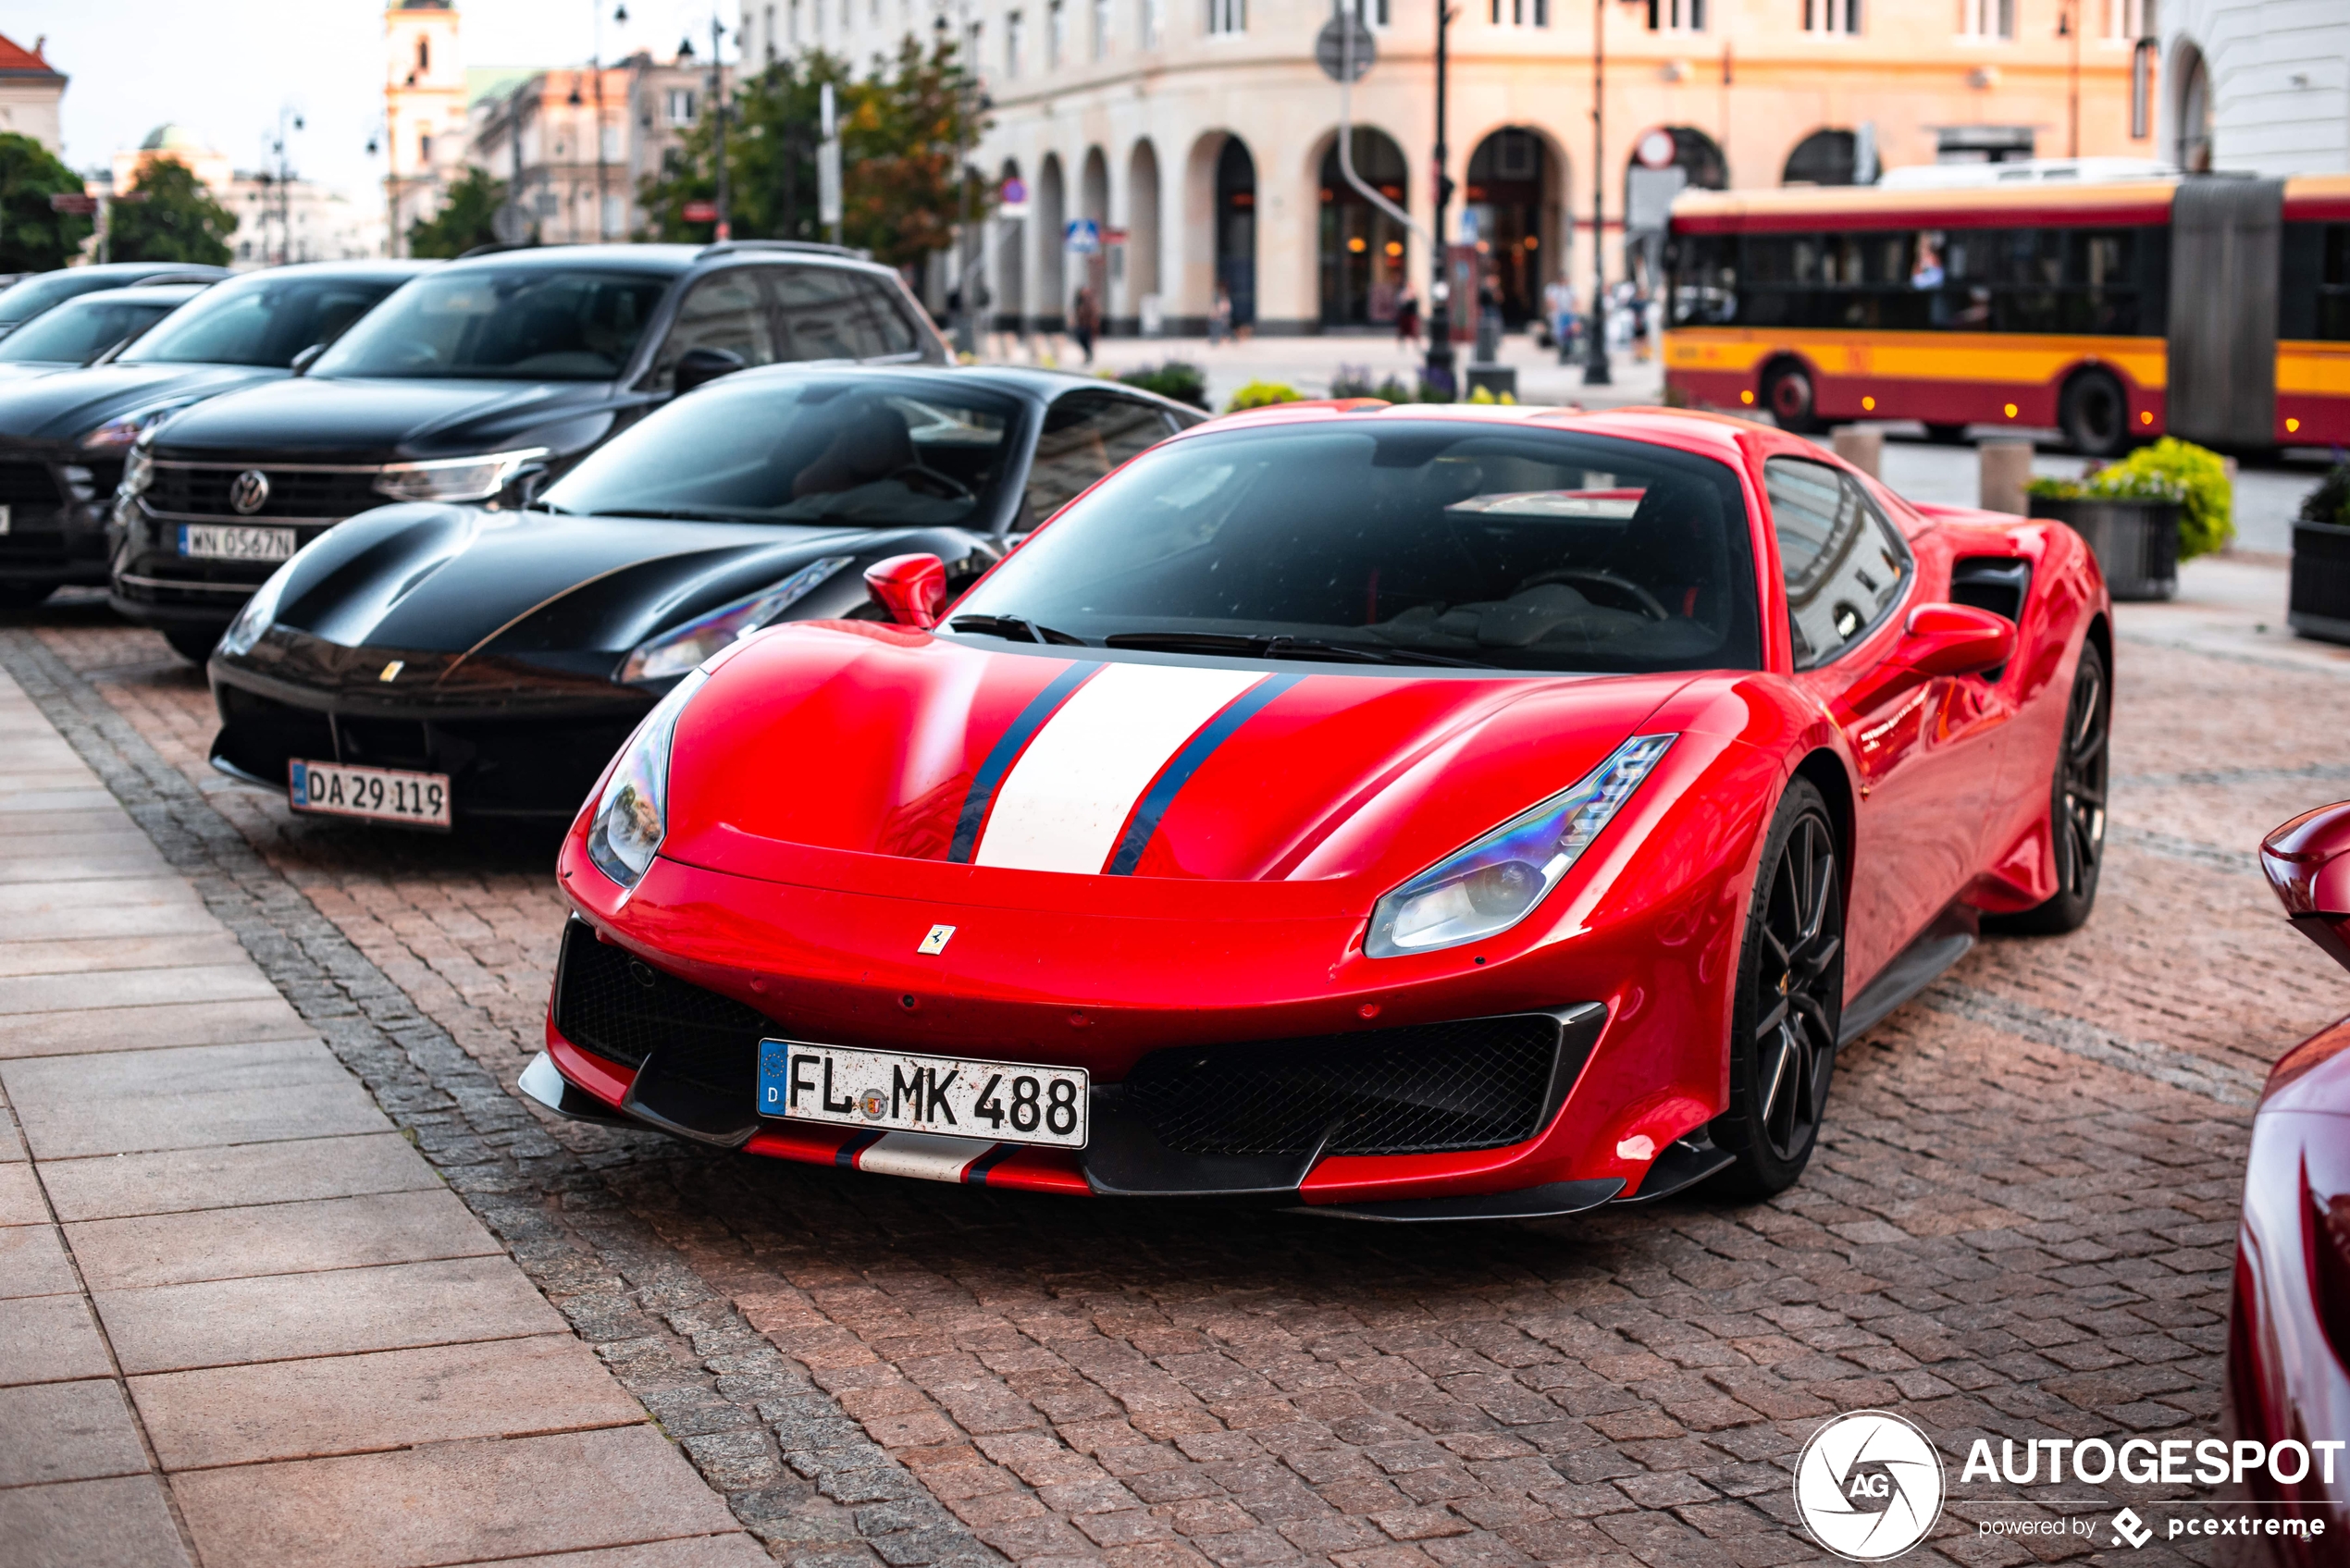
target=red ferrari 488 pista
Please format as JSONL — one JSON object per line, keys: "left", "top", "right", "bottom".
{"left": 523, "top": 402, "right": 2110, "bottom": 1217}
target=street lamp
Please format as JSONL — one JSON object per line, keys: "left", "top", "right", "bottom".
{"left": 1426, "top": 3, "right": 1456, "bottom": 398}
{"left": 266, "top": 106, "right": 306, "bottom": 267}
{"left": 1583, "top": 0, "right": 1610, "bottom": 386}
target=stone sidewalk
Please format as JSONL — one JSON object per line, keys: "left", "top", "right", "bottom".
{"left": 0, "top": 668, "right": 765, "bottom": 1568}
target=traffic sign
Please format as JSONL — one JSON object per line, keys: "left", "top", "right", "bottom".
{"left": 680, "top": 199, "right": 719, "bottom": 223}
{"left": 1636, "top": 129, "right": 1678, "bottom": 170}
{"left": 1001, "top": 175, "right": 1028, "bottom": 205}
{"left": 1315, "top": 15, "right": 1375, "bottom": 82}
{"left": 492, "top": 202, "right": 532, "bottom": 242}
{"left": 47, "top": 192, "right": 97, "bottom": 216}
{"left": 1063, "top": 218, "right": 1101, "bottom": 255}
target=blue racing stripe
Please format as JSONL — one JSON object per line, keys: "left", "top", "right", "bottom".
{"left": 961, "top": 1142, "right": 1016, "bottom": 1185}
{"left": 1106, "top": 673, "right": 1305, "bottom": 875}
{"left": 835, "top": 1130, "right": 884, "bottom": 1167}
{"left": 947, "top": 660, "right": 1098, "bottom": 863}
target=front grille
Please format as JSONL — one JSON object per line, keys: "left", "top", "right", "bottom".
{"left": 147, "top": 464, "right": 383, "bottom": 520}
{"left": 553, "top": 918, "right": 774, "bottom": 1072}
{"left": 0, "top": 461, "right": 58, "bottom": 506}
{"left": 1122, "top": 1015, "right": 1565, "bottom": 1158}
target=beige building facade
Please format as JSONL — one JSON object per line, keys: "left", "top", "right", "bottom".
{"left": 747, "top": 0, "right": 2152, "bottom": 334}
{"left": 386, "top": 0, "right": 469, "bottom": 251}
{"left": 0, "top": 32, "right": 66, "bottom": 154}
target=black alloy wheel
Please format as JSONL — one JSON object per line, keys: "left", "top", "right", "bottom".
{"left": 2059, "top": 368, "right": 2132, "bottom": 458}
{"left": 1713, "top": 777, "right": 1845, "bottom": 1196}
{"left": 1762, "top": 364, "right": 1821, "bottom": 433}
{"left": 1985, "top": 640, "right": 2109, "bottom": 935}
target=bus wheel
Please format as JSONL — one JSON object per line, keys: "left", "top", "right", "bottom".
{"left": 2059, "top": 369, "right": 2131, "bottom": 458}
{"left": 1923, "top": 423, "right": 1968, "bottom": 444}
{"left": 1762, "top": 364, "right": 1821, "bottom": 433}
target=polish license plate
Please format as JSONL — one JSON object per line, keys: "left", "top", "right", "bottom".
{"left": 289, "top": 759, "right": 451, "bottom": 827}
{"left": 180, "top": 524, "right": 296, "bottom": 562}
{"left": 757, "top": 1041, "right": 1088, "bottom": 1148}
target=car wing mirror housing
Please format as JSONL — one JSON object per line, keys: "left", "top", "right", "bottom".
{"left": 673, "top": 346, "right": 747, "bottom": 396}
{"left": 2264, "top": 802, "right": 2350, "bottom": 971}
{"left": 1897, "top": 601, "right": 2015, "bottom": 678}
{"left": 864, "top": 553, "right": 948, "bottom": 629}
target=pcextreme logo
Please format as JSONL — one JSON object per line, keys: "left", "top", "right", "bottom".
{"left": 1794, "top": 1411, "right": 1947, "bottom": 1562}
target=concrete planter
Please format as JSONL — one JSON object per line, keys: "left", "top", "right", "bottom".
{"left": 2290, "top": 521, "right": 2350, "bottom": 646}
{"left": 2028, "top": 495, "right": 2181, "bottom": 602}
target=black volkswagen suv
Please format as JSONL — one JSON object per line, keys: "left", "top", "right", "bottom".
{"left": 113, "top": 242, "right": 949, "bottom": 660}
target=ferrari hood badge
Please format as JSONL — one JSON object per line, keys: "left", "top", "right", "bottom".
{"left": 918, "top": 924, "right": 956, "bottom": 956}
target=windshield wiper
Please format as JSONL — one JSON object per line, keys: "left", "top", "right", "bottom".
{"left": 1103, "top": 631, "right": 1493, "bottom": 669}
{"left": 948, "top": 614, "right": 1089, "bottom": 646}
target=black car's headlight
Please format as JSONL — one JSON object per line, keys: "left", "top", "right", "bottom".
{"left": 373, "top": 448, "right": 550, "bottom": 505}
{"left": 617, "top": 556, "right": 855, "bottom": 685}
{"left": 1366, "top": 735, "right": 1676, "bottom": 958}
{"left": 586, "top": 670, "right": 708, "bottom": 891}
{"left": 218, "top": 562, "right": 296, "bottom": 659}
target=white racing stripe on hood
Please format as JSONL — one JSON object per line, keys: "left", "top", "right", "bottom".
{"left": 973, "top": 661, "right": 1265, "bottom": 873}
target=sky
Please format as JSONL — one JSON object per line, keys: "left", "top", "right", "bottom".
{"left": 13, "top": 0, "right": 734, "bottom": 201}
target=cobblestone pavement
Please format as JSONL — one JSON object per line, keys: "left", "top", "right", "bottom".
{"left": 9, "top": 559, "right": 2350, "bottom": 1568}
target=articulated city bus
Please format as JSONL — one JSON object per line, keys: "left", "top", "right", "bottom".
{"left": 1662, "top": 174, "right": 2350, "bottom": 454}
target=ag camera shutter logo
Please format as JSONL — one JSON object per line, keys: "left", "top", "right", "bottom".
{"left": 1794, "top": 1411, "right": 1946, "bottom": 1561}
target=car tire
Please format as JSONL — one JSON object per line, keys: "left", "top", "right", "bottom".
{"left": 1923, "top": 423, "right": 1968, "bottom": 445}
{"left": 162, "top": 624, "right": 220, "bottom": 664}
{"left": 0, "top": 582, "right": 56, "bottom": 611}
{"left": 2059, "top": 368, "right": 2132, "bottom": 458}
{"left": 1984, "top": 640, "right": 2109, "bottom": 936}
{"left": 1712, "top": 776, "right": 1845, "bottom": 1198}
{"left": 1762, "top": 364, "right": 1822, "bottom": 433}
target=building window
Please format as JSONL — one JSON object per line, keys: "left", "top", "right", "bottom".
{"left": 2107, "top": 0, "right": 2153, "bottom": 39}
{"left": 1958, "top": 0, "right": 2010, "bottom": 37}
{"left": 1490, "top": 0, "right": 1548, "bottom": 24}
{"left": 1141, "top": 0, "right": 1162, "bottom": 46}
{"left": 790, "top": 0, "right": 804, "bottom": 43}
{"left": 416, "top": 36, "right": 430, "bottom": 72}
{"left": 1093, "top": 0, "right": 1112, "bottom": 56}
{"left": 1049, "top": 0, "right": 1067, "bottom": 64}
{"left": 1805, "top": 0, "right": 1859, "bottom": 31}
{"left": 1006, "top": 11, "right": 1025, "bottom": 73}
{"left": 667, "top": 87, "right": 698, "bottom": 124}
{"left": 1337, "top": 0, "right": 1389, "bottom": 26}
{"left": 1647, "top": 0, "right": 1703, "bottom": 29}
{"left": 1206, "top": 0, "right": 1244, "bottom": 35}
{"left": 419, "top": 131, "right": 434, "bottom": 164}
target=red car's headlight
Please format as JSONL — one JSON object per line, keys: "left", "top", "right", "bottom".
{"left": 585, "top": 669, "right": 707, "bottom": 891}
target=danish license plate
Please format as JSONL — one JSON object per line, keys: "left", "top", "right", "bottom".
{"left": 180, "top": 524, "right": 296, "bottom": 562}
{"left": 289, "top": 759, "right": 451, "bottom": 827}
{"left": 757, "top": 1041, "right": 1088, "bottom": 1148}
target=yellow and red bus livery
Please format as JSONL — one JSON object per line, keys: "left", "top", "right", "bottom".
{"left": 1664, "top": 174, "right": 2350, "bottom": 454}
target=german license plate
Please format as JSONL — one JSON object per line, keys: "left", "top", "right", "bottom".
{"left": 289, "top": 759, "right": 451, "bottom": 827}
{"left": 757, "top": 1041, "right": 1088, "bottom": 1148}
{"left": 180, "top": 524, "right": 296, "bottom": 562}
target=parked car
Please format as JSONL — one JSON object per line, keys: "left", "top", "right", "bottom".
{"left": 0, "top": 262, "right": 231, "bottom": 340}
{"left": 0, "top": 261, "right": 427, "bottom": 610}
{"left": 2226, "top": 800, "right": 2350, "bottom": 1561}
{"left": 0, "top": 283, "right": 211, "bottom": 383}
{"left": 113, "top": 241, "right": 951, "bottom": 661}
{"left": 518, "top": 403, "right": 2112, "bottom": 1212}
{"left": 204, "top": 364, "right": 1203, "bottom": 826}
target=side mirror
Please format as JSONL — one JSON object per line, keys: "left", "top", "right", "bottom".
{"left": 864, "top": 552, "right": 948, "bottom": 629}
{"left": 2263, "top": 802, "right": 2350, "bottom": 971}
{"left": 673, "top": 345, "right": 746, "bottom": 396}
{"left": 290, "top": 342, "right": 326, "bottom": 376}
{"left": 1896, "top": 602, "right": 2014, "bottom": 678}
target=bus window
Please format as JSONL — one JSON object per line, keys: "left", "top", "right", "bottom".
{"left": 2325, "top": 228, "right": 2350, "bottom": 340}
{"left": 1666, "top": 235, "right": 1738, "bottom": 327}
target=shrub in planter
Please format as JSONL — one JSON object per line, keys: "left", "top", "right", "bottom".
{"left": 1223, "top": 379, "right": 1303, "bottom": 414}
{"left": 2026, "top": 457, "right": 2190, "bottom": 602}
{"left": 2289, "top": 463, "right": 2350, "bottom": 646}
{"left": 1116, "top": 361, "right": 1208, "bottom": 410}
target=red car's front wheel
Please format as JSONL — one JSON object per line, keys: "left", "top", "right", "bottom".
{"left": 1714, "top": 777, "right": 1845, "bottom": 1196}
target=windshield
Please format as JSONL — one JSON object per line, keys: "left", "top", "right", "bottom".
{"left": 119, "top": 274, "right": 402, "bottom": 367}
{"left": 540, "top": 374, "right": 1021, "bottom": 528}
{"left": 309, "top": 267, "right": 668, "bottom": 380}
{"left": 0, "top": 296, "right": 180, "bottom": 364}
{"left": 951, "top": 422, "right": 1762, "bottom": 673}
{"left": 0, "top": 271, "right": 120, "bottom": 327}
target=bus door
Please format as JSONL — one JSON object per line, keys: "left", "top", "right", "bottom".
{"left": 2167, "top": 178, "right": 2285, "bottom": 448}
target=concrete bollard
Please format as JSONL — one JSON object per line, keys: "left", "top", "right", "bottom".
{"left": 1979, "top": 438, "right": 2035, "bottom": 516}
{"left": 1831, "top": 426, "right": 1883, "bottom": 479}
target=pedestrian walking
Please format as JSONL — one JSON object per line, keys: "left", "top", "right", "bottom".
{"left": 1207, "top": 281, "right": 1232, "bottom": 347}
{"left": 1394, "top": 287, "right": 1421, "bottom": 346}
{"left": 1543, "top": 274, "right": 1575, "bottom": 365}
{"left": 1071, "top": 285, "right": 1100, "bottom": 364}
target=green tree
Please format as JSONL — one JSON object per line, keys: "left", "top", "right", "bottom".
{"left": 109, "top": 156, "right": 234, "bottom": 265}
{"left": 406, "top": 167, "right": 510, "bottom": 258}
{"left": 637, "top": 38, "right": 987, "bottom": 270}
{"left": 0, "top": 133, "right": 94, "bottom": 272}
